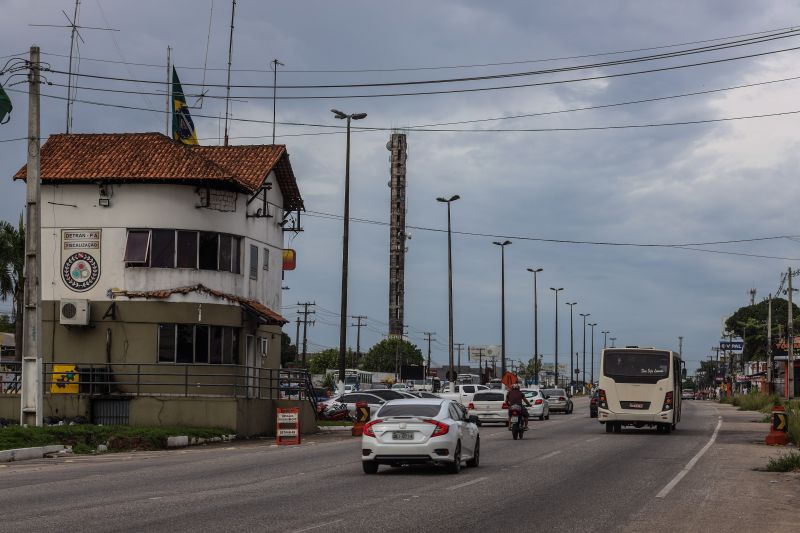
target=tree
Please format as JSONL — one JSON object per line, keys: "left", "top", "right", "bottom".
{"left": 307, "top": 349, "right": 340, "bottom": 375}
{"left": 725, "top": 298, "right": 799, "bottom": 361}
{"left": 280, "top": 332, "right": 297, "bottom": 367}
{"left": 0, "top": 216, "right": 24, "bottom": 361}
{"left": 362, "top": 338, "right": 423, "bottom": 373}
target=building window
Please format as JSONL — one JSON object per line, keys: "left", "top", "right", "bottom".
{"left": 219, "top": 234, "right": 233, "bottom": 272}
{"left": 249, "top": 244, "right": 258, "bottom": 280}
{"left": 199, "top": 232, "right": 218, "bottom": 270}
{"left": 176, "top": 230, "right": 198, "bottom": 268}
{"left": 158, "top": 323, "right": 239, "bottom": 364}
{"left": 124, "top": 230, "right": 150, "bottom": 264}
{"left": 263, "top": 248, "right": 269, "bottom": 270}
{"left": 150, "top": 229, "right": 176, "bottom": 268}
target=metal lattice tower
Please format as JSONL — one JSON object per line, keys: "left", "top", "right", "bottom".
{"left": 388, "top": 133, "right": 407, "bottom": 337}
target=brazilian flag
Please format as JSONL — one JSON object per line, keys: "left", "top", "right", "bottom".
{"left": 0, "top": 83, "right": 12, "bottom": 124}
{"left": 171, "top": 67, "right": 198, "bottom": 145}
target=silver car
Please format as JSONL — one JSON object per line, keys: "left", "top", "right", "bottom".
{"left": 361, "top": 399, "right": 480, "bottom": 474}
{"left": 542, "top": 388, "right": 574, "bottom": 414}
{"left": 522, "top": 388, "right": 550, "bottom": 420}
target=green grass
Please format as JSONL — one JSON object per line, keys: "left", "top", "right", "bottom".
{"left": 766, "top": 451, "right": 800, "bottom": 472}
{"left": 317, "top": 420, "right": 353, "bottom": 427}
{"left": 0, "top": 425, "right": 233, "bottom": 453}
{"left": 785, "top": 400, "right": 800, "bottom": 446}
{"left": 731, "top": 392, "right": 782, "bottom": 413}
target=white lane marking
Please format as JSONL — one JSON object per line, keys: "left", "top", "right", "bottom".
{"left": 585, "top": 437, "right": 601, "bottom": 443}
{"left": 448, "top": 476, "right": 487, "bottom": 491}
{"left": 148, "top": 497, "right": 162, "bottom": 500}
{"left": 291, "top": 519, "right": 344, "bottom": 533}
{"left": 539, "top": 450, "right": 562, "bottom": 460}
{"left": 656, "top": 416, "right": 722, "bottom": 499}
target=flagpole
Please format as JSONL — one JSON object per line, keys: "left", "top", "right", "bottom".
{"left": 166, "top": 46, "right": 171, "bottom": 137}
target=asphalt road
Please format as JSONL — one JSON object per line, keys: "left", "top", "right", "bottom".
{"left": 0, "top": 398, "right": 731, "bottom": 532}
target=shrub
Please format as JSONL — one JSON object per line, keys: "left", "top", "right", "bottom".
{"left": 785, "top": 400, "right": 800, "bottom": 446}
{"left": 732, "top": 392, "right": 781, "bottom": 413}
{"left": 766, "top": 451, "right": 800, "bottom": 472}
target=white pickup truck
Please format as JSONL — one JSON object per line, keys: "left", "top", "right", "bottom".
{"left": 438, "top": 384, "right": 491, "bottom": 406}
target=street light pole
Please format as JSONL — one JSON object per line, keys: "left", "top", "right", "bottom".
{"left": 331, "top": 108, "right": 367, "bottom": 394}
{"left": 566, "top": 302, "right": 577, "bottom": 393}
{"left": 610, "top": 337, "right": 617, "bottom": 348}
{"left": 602, "top": 331, "right": 610, "bottom": 349}
{"left": 493, "top": 240, "right": 512, "bottom": 378}
{"left": 580, "top": 313, "right": 590, "bottom": 392}
{"left": 550, "top": 287, "right": 564, "bottom": 387}
{"left": 527, "top": 268, "right": 543, "bottom": 385}
{"left": 589, "top": 323, "right": 598, "bottom": 388}
{"left": 437, "top": 195, "right": 460, "bottom": 392}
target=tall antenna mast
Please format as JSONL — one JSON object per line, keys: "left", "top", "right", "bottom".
{"left": 223, "top": 0, "right": 236, "bottom": 146}
{"left": 30, "top": 0, "right": 118, "bottom": 133}
{"left": 271, "top": 58, "right": 284, "bottom": 144}
{"left": 388, "top": 133, "right": 408, "bottom": 337}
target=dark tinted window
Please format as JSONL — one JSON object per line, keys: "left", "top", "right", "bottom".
{"left": 195, "top": 325, "right": 209, "bottom": 363}
{"left": 603, "top": 350, "right": 669, "bottom": 383}
{"left": 158, "top": 324, "right": 175, "bottom": 362}
{"left": 232, "top": 237, "right": 241, "bottom": 274}
{"left": 176, "top": 231, "right": 197, "bottom": 268}
{"left": 473, "top": 392, "right": 505, "bottom": 402}
{"left": 543, "top": 389, "right": 566, "bottom": 397}
{"left": 176, "top": 324, "right": 194, "bottom": 363}
{"left": 219, "top": 234, "right": 232, "bottom": 272}
{"left": 199, "top": 232, "right": 218, "bottom": 270}
{"left": 150, "top": 229, "right": 175, "bottom": 268}
{"left": 124, "top": 230, "right": 150, "bottom": 263}
{"left": 249, "top": 244, "right": 258, "bottom": 279}
{"left": 210, "top": 326, "right": 223, "bottom": 364}
{"left": 377, "top": 404, "right": 441, "bottom": 418}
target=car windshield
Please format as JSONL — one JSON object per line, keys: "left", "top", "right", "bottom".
{"left": 367, "top": 390, "right": 406, "bottom": 400}
{"left": 473, "top": 392, "right": 505, "bottom": 402}
{"left": 543, "top": 389, "right": 566, "bottom": 397}
{"left": 376, "top": 404, "right": 442, "bottom": 418}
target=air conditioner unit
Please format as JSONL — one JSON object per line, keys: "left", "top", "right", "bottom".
{"left": 60, "top": 299, "right": 90, "bottom": 326}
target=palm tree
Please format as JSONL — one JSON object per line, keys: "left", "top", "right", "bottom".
{"left": 0, "top": 216, "right": 25, "bottom": 361}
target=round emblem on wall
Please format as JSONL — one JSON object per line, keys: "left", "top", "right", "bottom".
{"left": 62, "top": 252, "right": 100, "bottom": 292}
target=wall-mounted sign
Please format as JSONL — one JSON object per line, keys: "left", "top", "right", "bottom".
{"left": 282, "top": 249, "right": 296, "bottom": 271}
{"left": 50, "top": 364, "right": 79, "bottom": 394}
{"left": 61, "top": 229, "right": 101, "bottom": 292}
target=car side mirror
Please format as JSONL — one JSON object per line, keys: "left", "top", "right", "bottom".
{"left": 544, "top": 395, "right": 550, "bottom": 399}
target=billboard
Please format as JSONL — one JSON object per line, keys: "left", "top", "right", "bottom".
{"left": 468, "top": 345, "right": 502, "bottom": 363}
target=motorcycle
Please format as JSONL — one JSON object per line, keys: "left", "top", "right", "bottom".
{"left": 508, "top": 404, "right": 527, "bottom": 440}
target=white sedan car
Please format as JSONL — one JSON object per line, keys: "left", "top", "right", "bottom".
{"left": 361, "top": 399, "right": 480, "bottom": 474}
{"left": 522, "top": 388, "right": 550, "bottom": 420}
{"left": 467, "top": 390, "right": 507, "bottom": 425}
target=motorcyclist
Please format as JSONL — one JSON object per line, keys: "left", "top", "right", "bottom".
{"left": 506, "top": 383, "right": 531, "bottom": 429}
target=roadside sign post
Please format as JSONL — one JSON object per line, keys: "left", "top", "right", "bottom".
{"left": 765, "top": 405, "right": 789, "bottom": 446}
{"left": 276, "top": 407, "right": 301, "bottom": 445}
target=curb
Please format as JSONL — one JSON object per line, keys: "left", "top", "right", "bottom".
{"left": 0, "top": 445, "right": 70, "bottom": 463}
{"left": 317, "top": 425, "right": 354, "bottom": 433}
{"left": 168, "top": 434, "right": 237, "bottom": 448}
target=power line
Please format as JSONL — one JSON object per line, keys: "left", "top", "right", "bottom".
{"left": 37, "top": 24, "right": 800, "bottom": 73}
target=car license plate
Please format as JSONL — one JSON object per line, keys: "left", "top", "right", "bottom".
{"left": 509, "top": 416, "right": 519, "bottom": 423}
{"left": 392, "top": 431, "right": 413, "bottom": 440}
{"left": 629, "top": 402, "right": 644, "bottom": 409}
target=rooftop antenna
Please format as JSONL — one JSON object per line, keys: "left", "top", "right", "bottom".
{"left": 30, "top": 0, "right": 118, "bottom": 133}
{"left": 194, "top": 0, "right": 215, "bottom": 109}
{"left": 271, "top": 58, "right": 284, "bottom": 144}
{"left": 223, "top": 0, "right": 236, "bottom": 146}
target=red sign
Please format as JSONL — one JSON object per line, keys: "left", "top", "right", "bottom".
{"left": 282, "top": 249, "right": 296, "bottom": 271}
{"left": 276, "top": 407, "right": 301, "bottom": 445}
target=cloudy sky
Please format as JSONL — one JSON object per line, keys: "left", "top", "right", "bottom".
{"left": 3, "top": 1, "right": 800, "bottom": 377}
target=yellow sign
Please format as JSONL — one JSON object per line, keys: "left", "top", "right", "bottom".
{"left": 51, "top": 365, "right": 79, "bottom": 394}
{"left": 775, "top": 412, "right": 787, "bottom": 431}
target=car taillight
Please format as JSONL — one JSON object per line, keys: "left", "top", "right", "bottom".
{"left": 662, "top": 391, "right": 674, "bottom": 411}
{"left": 598, "top": 389, "right": 608, "bottom": 409}
{"left": 534, "top": 399, "right": 543, "bottom": 405}
{"left": 501, "top": 402, "right": 509, "bottom": 409}
{"left": 363, "top": 419, "right": 383, "bottom": 437}
{"left": 424, "top": 419, "right": 450, "bottom": 437}
{"left": 468, "top": 403, "right": 475, "bottom": 410}
{"left": 559, "top": 396, "right": 566, "bottom": 401}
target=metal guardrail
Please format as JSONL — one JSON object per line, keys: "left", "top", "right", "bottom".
{"left": 1, "top": 362, "right": 314, "bottom": 405}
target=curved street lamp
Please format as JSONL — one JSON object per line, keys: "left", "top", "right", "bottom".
{"left": 493, "top": 240, "right": 512, "bottom": 377}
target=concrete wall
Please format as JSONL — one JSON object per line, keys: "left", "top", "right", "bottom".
{"left": 0, "top": 397, "right": 19, "bottom": 421}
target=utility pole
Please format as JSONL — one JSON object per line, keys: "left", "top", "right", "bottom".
{"left": 678, "top": 336, "right": 683, "bottom": 359}
{"left": 351, "top": 315, "right": 367, "bottom": 366}
{"left": 388, "top": 133, "right": 408, "bottom": 337}
{"left": 610, "top": 337, "right": 616, "bottom": 348}
{"left": 424, "top": 332, "right": 436, "bottom": 379}
{"left": 475, "top": 346, "right": 485, "bottom": 383}
{"left": 580, "top": 313, "right": 590, "bottom": 392}
{"left": 767, "top": 293, "right": 773, "bottom": 394}
{"left": 21, "top": 46, "right": 42, "bottom": 426}
{"left": 589, "top": 323, "right": 597, "bottom": 387}
{"left": 454, "top": 343, "right": 464, "bottom": 380}
{"left": 788, "top": 268, "right": 795, "bottom": 399}
{"left": 297, "top": 302, "right": 315, "bottom": 367}
{"left": 294, "top": 316, "right": 301, "bottom": 363}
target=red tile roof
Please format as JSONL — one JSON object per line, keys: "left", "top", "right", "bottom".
{"left": 13, "top": 132, "right": 304, "bottom": 211}
{"left": 113, "top": 283, "right": 288, "bottom": 325}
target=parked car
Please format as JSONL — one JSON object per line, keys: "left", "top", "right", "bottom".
{"left": 542, "top": 388, "right": 573, "bottom": 414}
{"left": 392, "top": 383, "right": 411, "bottom": 391}
{"left": 363, "top": 389, "right": 409, "bottom": 402}
{"left": 590, "top": 389, "right": 599, "bottom": 418}
{"left": 467, "top": 390, "right": 508, "bottom": 425}
{"left": 438, "top": 384, "right": 490, "bottom": 405}
{"left": 407, "top": 391, "right": 441, "bottom": 399}
{"left": 681, "top": 389, "right": 694, "bottom": 400}
{"left": 320, "top": 392, "right": 387, "bottom": 419}
{"left": 361, "top": 398, "right": 480, "bottom": 474}
{"left": 522, "top": 388, "right": 550, "bottom": 420}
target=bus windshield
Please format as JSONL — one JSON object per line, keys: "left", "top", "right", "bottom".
{"left": 603, "top": 350, "right": 670, "bottom": 383}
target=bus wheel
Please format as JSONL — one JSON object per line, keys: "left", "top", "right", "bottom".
{"left": 613, "top": 423, "right": 622, "bottom": 433}
{"left": 605, "top": 423, "right": 613, "bottom": 433}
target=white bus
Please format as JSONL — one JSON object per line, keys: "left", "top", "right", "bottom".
{"left": 597, "top": 347, "right": 682, "bottom": 434}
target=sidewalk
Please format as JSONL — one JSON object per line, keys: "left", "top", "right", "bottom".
{"left": 624, "top": 402, "right": 800, "bottom": 532}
